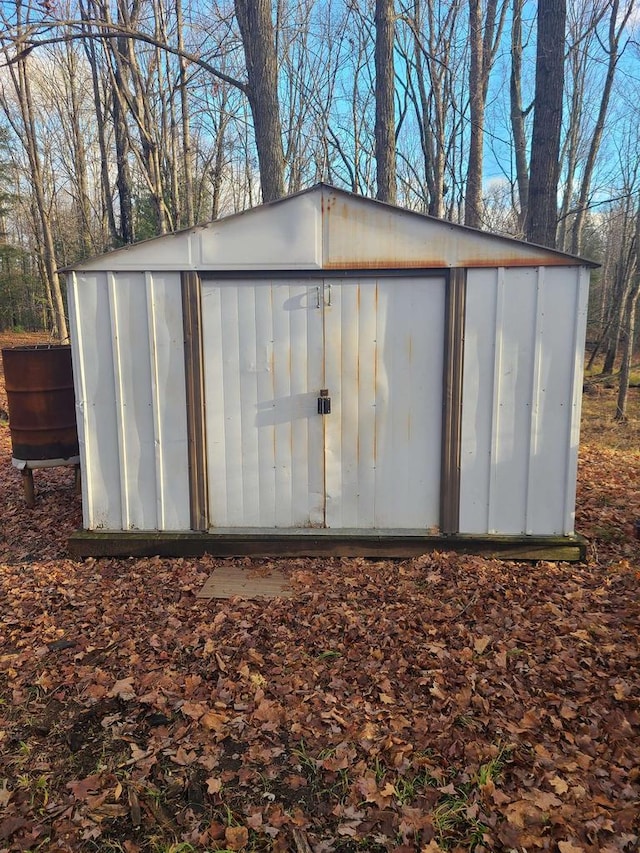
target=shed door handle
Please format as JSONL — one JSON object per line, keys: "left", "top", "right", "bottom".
{"left": 317, "top": 389, "right": 331, "bottom": 415}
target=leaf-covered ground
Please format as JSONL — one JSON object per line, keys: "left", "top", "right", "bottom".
{"left": 0, "top": 333, "right": 639, "bottom": 853}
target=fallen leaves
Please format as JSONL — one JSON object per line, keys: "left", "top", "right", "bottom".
{"left": 0, "top": 337, "right": 639, "bottom": 851}
{"left": 109, "top": 676, "right": 136, "bottom": 700}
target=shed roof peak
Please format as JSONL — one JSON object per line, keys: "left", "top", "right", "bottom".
{"left": 64, "top": 182, "right": 598, "bottom": 273}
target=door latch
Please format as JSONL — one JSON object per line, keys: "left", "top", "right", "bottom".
{"left": 317, "top": 389, "right": 331, "bottom": 415}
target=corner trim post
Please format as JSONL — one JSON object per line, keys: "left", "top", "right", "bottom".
{"left": 181, "top": 271, "right": 209, "bottom": 531}
{"left": 440, "top": 267, "right": 467, "bottom": 534}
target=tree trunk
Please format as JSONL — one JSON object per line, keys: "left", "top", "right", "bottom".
{"left": 176, "top": 0, "right": 194, "bottom": 226}
{"left": 80, "top": 0, "right": 119, "bottom": 247}
{"left": 615, "top": 290, "right": 637, "bottom": 421}
{"left": 526, "top": 0, "right": 566, "bottom": 248}
{"left": 234, "top": 0, "right": 285, "bottom": 202}
{"left": 465, "top": 0, "right": 484, "bottom": 226}
{"left": 465, "top": 0, "right": 505, "bottom": 227}
{"left": 13, "top": 55, "right": 68, "bottom": 340}
{"left": 464, "top": 0, "right": 507, "bottom": 228}
{"left": 375, "top": 0, "right": 396, "bottom": 203}
{"left": 113, "top": 94, "right": 135, "bottom": 244}
{"left": 571, "top": 0, "right": 632, "bottom": 255}
{"left": 65, "top": 44, "right": 94, "bottom": 257}
{"left": 510, "top": 0, "right": 529, "bottom": 232}
{"left": 616, "top": 200, "right": 640, "bottom": 420}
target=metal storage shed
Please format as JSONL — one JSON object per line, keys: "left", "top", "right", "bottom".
{"left": 66, "top": 184, "right": 594, "bottom": 560}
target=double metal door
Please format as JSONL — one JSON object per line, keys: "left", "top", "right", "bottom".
{"left": 201, "top": 276, "right": 445, "bottom": 529}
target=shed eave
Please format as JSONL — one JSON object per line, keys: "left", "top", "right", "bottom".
{"left": 59, "top": 182, "right": 600, "bottom": 274}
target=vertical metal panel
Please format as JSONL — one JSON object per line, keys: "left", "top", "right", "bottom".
{"left": 563, "top": 267, "right": 590, "bottom": 534}
{"left": 324, "top": 276, "right": 445, "bottom": 529}
{"left": 237, "top": 284, "right": 261, "bottom": 523}
{"left": 220, "top": 285, "right": 244, "bottom": 522}
{"left": 522, "top": 267, "right": 585, "bottom": 534}
{"left": 182, "top": 271, "right": 209, "bottom": 530}
{"left": 355, "top": 282, "right": 378, "bottom": 524}
{"left": 519, "top": 267, "right": 584, "bottom": 534}
{"left": 107, "top": 272, "right": 130, "bottom": 528}
{"left": 69, "top": 272, "right": 121, "bottom": 530}
{"left": 199, "top": 282, "right": 225, "bottom": 526}
{"left": 460, "top": 265, "right": 587, "bottom": 536}
{"left": 323, "top": 280, "right": 373, "bottom": 527}
{"left": 146, "top": 272, "right": 165, "bottom": 528}
{"left": 67, "top": 273, "right": 91, "bottom": 529}
{"left": 70, "top": 271, "right": 190, "bottom": 533}
{"left": 148, "top": 273, "right": 190, "bottom": 530}
{"left": 109, "top": 272, "right": 158, "bottom": 530}
{"left": 524, "top": 268, "right": 546, "bottom": 533}
{"left": 440, "top": 268, "right": 466, "bottom": 534}
{"left": 491, "top": 268, "right": 538, "bottom": 533}
{"left": 302, "top": 283, "right": 325, "bottom": 526}
{"left": 254, "top": 283, "right": 277, "bottom": 523}
{"left": 201, "top": 279, "right": 324, "bottom": 527}
{"left": 377, "top": 277, "right": 445, "bottom": 528}
{"left": 459, "top": 268, "right": 497, "bottom": 533}
{"left": 322, "top": 280, "right": 346, "bottom": 524}
{"left": 487, "top": 267, "right": 510, "bottom": 533}
{"left": 271, "top": 283, "right": 292, "bottom": 526}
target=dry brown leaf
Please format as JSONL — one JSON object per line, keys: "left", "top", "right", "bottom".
{"left": 549, "top": 775, "right": 569, "bottom": 794}
{"left": 474, "top": 635, "right": 491, "bottom": 654}
{"left": 206, "top": 777, "right": 222, "bottom": 794}
{"left": 201, "top": 711, "right": 229, "bottom": 733}
{"left": 224, "top": 825, "right": 249, "bottom": 850}
{"left": 108, "top": 677, "right": 136, "bottom": 700}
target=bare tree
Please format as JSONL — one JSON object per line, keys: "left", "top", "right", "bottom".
{"left": 464, "top": 0, "right": 507, "bottom": 227}
{"left": 615, "top": 204, "right": 640, "bottom": 420}
{"left": 175, "top": 0, "right": 194, "bottom": 226}
{"left": 526, "top": 0, "right": 566, "bottom": 247}
{"left": 570, "top": 0, "right": 635, "bottom": 255}
{"left": 509, "top": 0, "right": 529, "bottom": 231}
{"left": 396, "top": 0, "right": 465, "bottom": 217}
{"left": 375, "top": 0, "right": 396, "bottom": 202}
{"left": 0, "top": 13, "right": 68, "bottom": 340}
{"left": 234, "top": 0, "right": 285, "bottom": 201}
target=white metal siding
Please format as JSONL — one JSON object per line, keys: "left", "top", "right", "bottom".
{"left": 202, "top": 279, "right": 325, "bottom": 527}
{"left": 201, "top": 195, "right": 322, "bottom": 269}
{"left": 68, "top": 271, "right": 190, "bottom": 531}
{"left": 202, "top": 275, "right": 444, "bottom": 530}
{"left": 74, "top": 186, "right": 587, "bottom": 275}
{"left": 459, "top": 266, "right": 588, "bottom": 536}
{"left": 322, "top": 191, "right": 572, "bottom": 269}
{"left": 69, "top": 272, "right": 120, "bottom": 529}
{"left": 324, "top": 277, "right": 445, "bottom": 528}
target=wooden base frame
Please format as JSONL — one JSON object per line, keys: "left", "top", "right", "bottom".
{"left": 68, "top": 529, "right": 587, "bottom": 562}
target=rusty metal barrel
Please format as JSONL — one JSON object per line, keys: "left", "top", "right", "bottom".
{"left": 1, "top": 344, "right": 79, "bottom": 462}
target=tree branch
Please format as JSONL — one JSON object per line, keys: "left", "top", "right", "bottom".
{"left": 0, "top": 19, "right": 249, "bottom": 95}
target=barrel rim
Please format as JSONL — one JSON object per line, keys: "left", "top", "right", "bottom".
{"left": 2, "top": 344, "right": 71, "bottom": 353}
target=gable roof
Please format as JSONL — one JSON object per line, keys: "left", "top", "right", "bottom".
{"left": 65, "top": 183, "right": 598, "bottom": 273}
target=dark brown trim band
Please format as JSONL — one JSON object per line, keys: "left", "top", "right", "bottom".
{"left": 440, "top": 267, "right": 467, "bottom": 535}
{"left": 68, "top": 530, "right": 587, "bottom": 563}
{"left": 199, "top": 268, "right": 448, "bottom": 281}
{"left": 181, "top": 271, "right": 209, "bottom": 531}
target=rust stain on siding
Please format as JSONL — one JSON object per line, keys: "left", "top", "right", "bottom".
{"left": 461, "top": 256, "right": 579, "bottom": 268}
{"left": 322, "top": 257, "right": 578, "bottom": 270}
{"left": 321, "top": 188, "right": 589, "bottom": 270}
{"left": 323, "top": 259, "right": 448, "bottom": 270}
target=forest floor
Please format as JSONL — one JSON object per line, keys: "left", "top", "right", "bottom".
{"left": 0, "top": 331, "right": 638, "bottom": 853}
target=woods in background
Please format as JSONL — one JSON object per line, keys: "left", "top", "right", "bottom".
{"left": 0, "top": 0, "right": 638, "bottom": 413}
